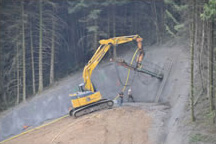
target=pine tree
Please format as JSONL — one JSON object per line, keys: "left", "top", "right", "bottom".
{"left": 38, "top": 0, "right": 43, "bottom": 93}
{"left": 21, "top": 0, "right": 26, "bottom": 102}
{"left": 190, "top": 0, "right": 196, "bottom": 122}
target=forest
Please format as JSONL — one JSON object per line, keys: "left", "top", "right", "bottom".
{"left": 0, "top": 0, "right": 216, "bottom": 123}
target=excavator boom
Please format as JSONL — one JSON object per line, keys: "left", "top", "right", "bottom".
{"left": 83, "top": 35, "right": 143, "bottom": 92}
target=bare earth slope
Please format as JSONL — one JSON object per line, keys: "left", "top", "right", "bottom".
{"left": 5, "top": 105, "right": 154, "bottom": 144}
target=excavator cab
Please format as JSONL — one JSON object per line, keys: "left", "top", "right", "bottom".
{"left": 69, "top": 89, "right": 102, "bottom": 111}
{"left": 78, "top": 83, "right": 97, "bottom": 92}
{"left": 78, "top": 83, "right": 85, "bottom": 92}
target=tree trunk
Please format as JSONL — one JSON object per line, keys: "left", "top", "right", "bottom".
{"left": 50, "top": 14, "right": 55, "bottom": 85}
{"left": 190, "top": 0, "right": 196, "bottom": 122}
{"left": 30, "top": 23, "right": 36, "bottom": 94}
{"left": 16, "top": 44, "right": 20, "bottom": 104}
{"left": 107, "top": 10, "right": 112, "bottom": 57}
{"left": 213, "top": 18, "right": 216, "bottom": 123}
{"left": 208, "top": 20, "right": 214, "bottom": 112}
{"left": 123, "top": 4, "right": 127, "bottom": 34}
{"left": 134, "top": 3, "right": 138, "bottom": 34}
{"left": 38, "top": 0, "right": 43, "bottom": 93}
{"left": 112, "top": 4, "right": 116, "bottom": 59}
{"left": 0, "top": 29, "right": 2, "bottom": 100}
{"left": 93, "top": 19, "right": 98, "bottom": 51}
{"left": 16, "top": 43, "right": 20, "bottom": 105}
{"left": 21, "top": 1, "right": 26, "bottom": 102}
{"left": 199, "top": 20, "right": 206, "bottom": 91}
{"left": 152, "top": 1, "right": 160, "bottom": 44}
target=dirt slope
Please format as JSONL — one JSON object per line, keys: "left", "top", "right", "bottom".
{"left": 4, "top": 106, "right": 153, "bottom": 144}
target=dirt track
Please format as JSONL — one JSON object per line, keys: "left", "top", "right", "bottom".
{"left": 5, "top": 106, "right": 152, "bottom": 144}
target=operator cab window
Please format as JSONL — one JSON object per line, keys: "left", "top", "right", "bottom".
{"left": 79, "top": 83, "right": 85, "bottom": 92}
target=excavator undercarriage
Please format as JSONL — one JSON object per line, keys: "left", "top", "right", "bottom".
{"left": 70, "top": 99, "right": 113, "bottom": 118}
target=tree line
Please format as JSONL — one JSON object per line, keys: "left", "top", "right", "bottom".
{"left": 0, "top": 0, "right": 65, "bottom": 110}
{"left": 190, "top": 0, "right": 216, "bottom": 123}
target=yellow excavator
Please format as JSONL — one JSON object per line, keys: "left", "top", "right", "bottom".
{"left": 69, "top": 35, "right": 145, "bottom": 117}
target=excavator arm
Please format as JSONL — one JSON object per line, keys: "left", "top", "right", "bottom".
{"left": 83, "top": 35, "right": 144, "bottom": 92}
{"left": 83, "top": 44, "right": 112, "bottom": 92}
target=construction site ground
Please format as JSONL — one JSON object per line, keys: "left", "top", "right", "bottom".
{"left": 2, "top": 41, "right": 206, "bottom": 144}
{"left": 3, "top": 103, "right": 168, "bottom": 144}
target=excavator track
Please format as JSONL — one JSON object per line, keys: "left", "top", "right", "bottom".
{"left": 71, "top": 99, "right": 114, "bottom": 118}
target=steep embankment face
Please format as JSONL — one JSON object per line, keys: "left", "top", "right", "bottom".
{"left": 0, "top": 43, "right": 190, "bottom": 144}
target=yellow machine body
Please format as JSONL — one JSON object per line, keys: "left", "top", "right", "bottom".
{"left": 69, "top": 91, "right": 102, "bottom": 108}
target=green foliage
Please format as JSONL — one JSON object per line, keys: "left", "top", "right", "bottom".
{"left": 201, "top": 0, "right": 216, "bottom": 20}
{"left": 174, "top": 24, "right": 184, "bottom": 31}
{"left": 68, "top": 0, "right": 128, "bottom": 14}
{"left": 165, "top": 24, "right": 176, "bottom": 37}
{"left": 206, "top": 110, "right": 215, "bottom": 120}
{"left": 173, "top": 4, "right": 188, "bottom": 12}
{"left": 100, "top": 0, "right": 128, "bottom": 6}
{"left": 189, "top": 133, "right": 207, "bottom": 143}
{"left": 164, "top": 0, "right": 186, "bottom": 37}
{"left": 164, "top": 0, "right": 172, "bottom": 4}
{"left": 68, "top": 0, "right": 88, "bottom": 14}
{"left": 189, "top": 133, "right": 216, "bottom": 144}
{"left": 88, "top": 9, "right": 101, "bottom": 20}
{"left": 165, "top": 9, "right": 179, "bottom": 24}
{"left": 46, "top": 1, "right": 57, "bottom": 8}
{"left": 165, "top": 0, "right": 188, "bottom": 11}
{"left": 87, "top": 26, "right": 99, "bottom": 32}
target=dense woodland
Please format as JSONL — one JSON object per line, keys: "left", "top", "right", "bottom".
{"left": 0, "top": 0, "right": 215, "bottom": 122}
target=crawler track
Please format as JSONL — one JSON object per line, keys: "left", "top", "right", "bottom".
{"left": 70, "top": 99, "right": 114, "bottom": 118}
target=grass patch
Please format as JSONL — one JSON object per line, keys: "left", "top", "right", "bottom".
{"left": 189, "top": 133, "right": 207, "bottom": 143}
